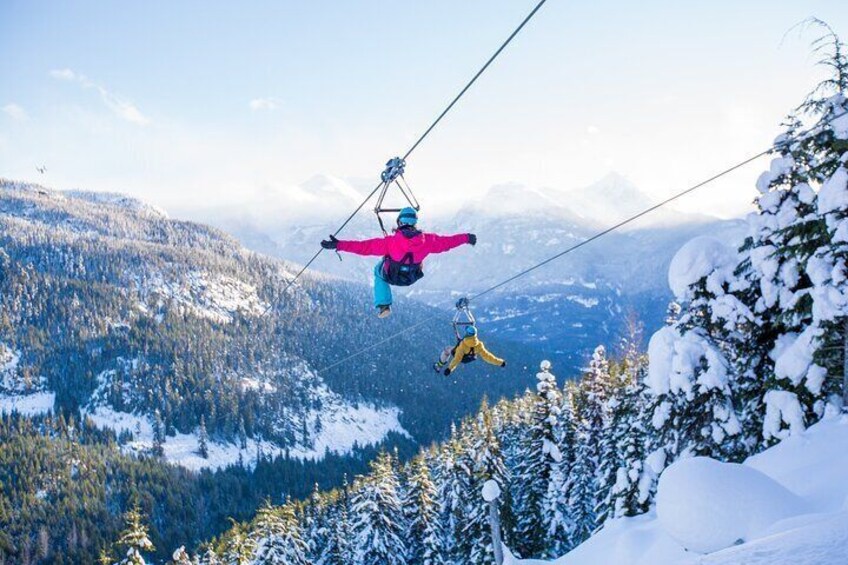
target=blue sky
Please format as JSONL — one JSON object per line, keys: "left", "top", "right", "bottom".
{"left": 1, "top": 0, "right": 847, "bottom": 220}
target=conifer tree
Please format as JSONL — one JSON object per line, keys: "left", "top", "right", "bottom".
{"left": 403, "top": 455, "right": 444, "bottom": 565}
{"left": 152, "top": 409, "right": 166, "bottom": 458}
{"left": 733, "top": 23, "right": 848, "bottom": 443}
{"left": 222, "top": 524, "right": 254, "bottom": 565}
{"left": 170, "top": 546, "right": 192, "bottom": 565}
{"left": 511, "top": 361, "right": 567, "bottom": 559}
{"left": 350, "top": 452, "right": 407, "bottom": 565}
{"left": 434, "top": 425, "right": 467, "bottom": 560}
{"left": 116, "top": 505, "right": 155, "bottom": 565}
{"left": 457, "top": 402, "right": 509, "bottom": 565}
{"left": 249, "top": 500, "right": 309, "bottom": 565}
{"left": 198, "top": 414, "right": 209, "bottom": 459}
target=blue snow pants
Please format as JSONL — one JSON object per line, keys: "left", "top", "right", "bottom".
{"left": 373, "top": 259, "right": 392, "bottom": 308}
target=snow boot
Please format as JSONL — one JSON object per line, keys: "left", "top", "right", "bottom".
{"left": 377, "top": 305, "right": 392, "bottom": 318}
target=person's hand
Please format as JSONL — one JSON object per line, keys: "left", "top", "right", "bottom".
{"left": 444, "top": 367, "right": 452, "bottom": 376}
{"left": 321, "top": 235, "right": 339, "bottom": 250}
{"left": 467, "top": 233, "right": 477, "bottom": 246}
{"left": 501, "top": 361, "right": 507, "bottom": 368}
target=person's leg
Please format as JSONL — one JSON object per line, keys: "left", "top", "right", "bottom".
{"left": 434, "top": 346, "right": 453, "bottom": 372}
{"left": 439, "top": 347, "right": 453, "bottom": 364}
{"left": 373, "top": 260, "right": 393, "bottom": 309}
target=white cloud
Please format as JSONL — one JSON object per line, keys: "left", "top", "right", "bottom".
{"left": 586, "top": 125, "right": 601, "bottom": 135}
{"left": 249, "top": 97, "right": 280, "bottom": 111}
{"left": 2, "top": 103, "right": 28, "bottom": 121}
{"left": 49, "top": 68, "right": 77, "bottom": 81}
{"left": 49, "top": 68, "right": 150, "bottom": 126}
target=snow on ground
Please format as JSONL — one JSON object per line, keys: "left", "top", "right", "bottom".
{"left": 0, "top": 343, "right": 55, "bottom": 415}
{"left": 290, "top": 388, "right": 409, "bottom": 460}
{"left": 517, "top": 414, "right": 848, "bottom": 565}
{"left": 656, "top": 457, "right": 805, "bottom": 553}
{"left": 83, "top": 392, "right": 408, "bottom": 472}
{"left": 0, "top": 391, "right": 56, "bottom": 416}
{"left": 142, "top": 270, "right": 268, "bottom": 323}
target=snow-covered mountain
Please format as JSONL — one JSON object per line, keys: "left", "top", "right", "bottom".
{"left": 0, "top": 178, "right": 540, "bottom": 471}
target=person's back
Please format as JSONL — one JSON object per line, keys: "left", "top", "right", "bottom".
{"left": 440, "top": 326, "right": 507, "bottom": 376}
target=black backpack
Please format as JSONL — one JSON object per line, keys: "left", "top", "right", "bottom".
{"left": 382, "top": 252, "right": 424, "bottom": 286}
{"left": 450, "top": 340, "right": 477, "bottom": 364}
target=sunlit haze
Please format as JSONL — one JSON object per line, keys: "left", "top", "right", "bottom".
{"left": 2, "top": 0, "right": 847, "bottom": 222}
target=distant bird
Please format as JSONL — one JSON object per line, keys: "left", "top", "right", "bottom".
{"left": 36, "top": 166, "right": 47, "bottom": 174}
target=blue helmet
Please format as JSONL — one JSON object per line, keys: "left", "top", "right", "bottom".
{"left": 397, "top": 207, "right": 418, "bottom": 226}
{"left": 465, "top": 325, "right": 478, "bottom": 337}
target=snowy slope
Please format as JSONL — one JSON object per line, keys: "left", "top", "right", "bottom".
{"left": 523, "top": 413, "right": 848, "bottom": 564}
{"left": 83, "top": 391, "right": 407, "bottom": 473}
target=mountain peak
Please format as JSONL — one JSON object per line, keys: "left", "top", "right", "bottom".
{"left": 299, "top": 174, "right": 362, "bottom": 203}
{"left": 464, "top": 182, "right": 564, "bottom": 217}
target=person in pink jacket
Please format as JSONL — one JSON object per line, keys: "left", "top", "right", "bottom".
{"left": 321, "top": 207, "right": 476, "bottom": 318}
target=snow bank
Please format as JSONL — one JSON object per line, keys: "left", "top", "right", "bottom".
{"left": 656, "top": 457, "right": 805, "bottom": 553}
{"left": 667, "top": 236, "right": 734, "bottom": 299}
{"left": 746, "top": 414, "right": 848, "bottom": 511}
{"left": 547, "top": 415, "right": 848, "bottom": 565}
{"left": 554, "top": 513, "right": 689, "bottom": 565}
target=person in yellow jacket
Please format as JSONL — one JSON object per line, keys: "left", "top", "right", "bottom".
{"left": 433, "top": 325, "right": 507, "bottom": 376}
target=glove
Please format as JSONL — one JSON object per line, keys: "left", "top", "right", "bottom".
{"left": 501, "top": 361, "right": 507, "bottom": 368}
{"left": 443, "top": 367, "right": 452, "bottom": 376}
{"left": 321, "top": 235, "right": 339, "bottom": 250}
{"left": 467, "top": 233, "right": 477, "bottom": 246}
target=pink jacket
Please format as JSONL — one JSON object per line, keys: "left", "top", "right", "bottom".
{"left": 336, "top": 230, "right": 470, "bottom": 264}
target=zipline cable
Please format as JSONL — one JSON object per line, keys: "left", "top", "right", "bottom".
{"left": 263, "top": 0, "right": 550, "bottom": 315}
{"left": 315, "top": 106, "right": 848, "bottom": 374}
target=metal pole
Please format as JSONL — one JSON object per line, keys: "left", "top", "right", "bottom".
{"left": 488, "top": 499, "right": 504, "bottom": 565}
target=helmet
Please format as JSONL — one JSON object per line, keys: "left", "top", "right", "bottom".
{"left": 397, "top": 207, "right": 418, "bottom": 227}
{"left": 465, "top": 325, "right": 478, "bottom": 337}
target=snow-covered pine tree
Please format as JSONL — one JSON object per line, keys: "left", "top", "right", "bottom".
{"left": 152, "top": 409, "right": 165, "bottom": 458}
{"left": 320, "top": 485, "right": 354, "bottom": 565}
{"left": 248, "top": 500, "right": 308, "bottom": 564}
{"left": 665, "top": 237, "right": 747, "bottom": 462}
{"left": 567, "top": 346, "right": 615, "bottom": 544}
{"left": 304, "top": 484, "right": 329, "bottom": 562}
{"left": 599, "top": 353, "right": 651, "bottom": 520}
{"left": 278, "top": 501, "right": 310, "bottom": 565}
{"left": 434, "top": 424, "right": 468, "bottom": 561}
{"left": 350, "top": 452, "right": 407, "bottom": 565}
{"left": 116, "top": 505, "right": 155, "bottom": 565}
{"left": 222, "top": 523, "right": 255, "bottom": 565}
{"left": 198, "top": 414, "right": 209, "bottom": 459}
{"left": 743, "top": 22, "right": 848, "bottom": 443}
{"left": 170, "top": 546, "right": 192, "bottom": 565}
{"left": 198, "top": 546, "right": 222, "bottom": 565}
{"left": 511, "top": 361, "right": 567, "bottom": 559}
{"left": 403, "top": 454, "right": 444, "bottom": 565}
{"left": 458, "top": 401, "right": 509, "bottom": 565}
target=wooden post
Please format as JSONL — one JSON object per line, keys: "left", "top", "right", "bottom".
{"left": 488, "top": 499, "right": 505, "bottom": 565}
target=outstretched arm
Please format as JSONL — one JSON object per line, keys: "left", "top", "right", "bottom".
{"left": 476, "top": 341, "right": 505, "bottom": 367}
{"left": 335, "top": 236, "right": 390, "bottom": 256}
{"left": 424, "top": 233, "right": 474, "bottom": 254}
